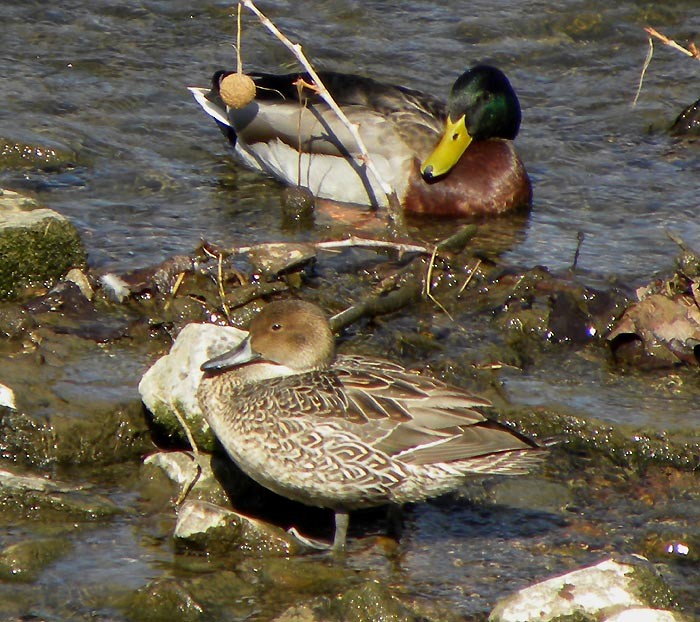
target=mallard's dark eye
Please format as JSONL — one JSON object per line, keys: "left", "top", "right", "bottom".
{"left": 271, "top": 323, "right": 282, "bottom": 331}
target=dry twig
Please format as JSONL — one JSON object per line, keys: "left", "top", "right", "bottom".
{"left": 222, "top": 235, "right": 433, "bottom": 259}
{"left": 239, "top": 0, "right": 406, "bottom": 235}
{"left": 635, "top": 26, "right": 700, "bottom": 106}
{"left": 645, "top": 26, "right": 700, "bottom": 59}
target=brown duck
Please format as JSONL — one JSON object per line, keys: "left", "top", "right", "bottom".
{"left": 198, "top": 300, "right": 545, "bottom": 551}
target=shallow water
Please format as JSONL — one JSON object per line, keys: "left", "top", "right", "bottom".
{"left": 3, "top": 0, "right": 699, "bottom": 278}
{"left": 1, "top": 0, "right": 699, "bottom": 619}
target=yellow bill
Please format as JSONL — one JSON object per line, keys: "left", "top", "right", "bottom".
{"left": 420, "top": 115, "right": 472, "bottom": 180}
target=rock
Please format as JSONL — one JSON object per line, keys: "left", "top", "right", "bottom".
{"left": 124, "top": 578, "right": 208, "bottom": 622}
{"left": 0, "top": 139, "right": 75, "bottom": 170}
{"left": 0, "top": 397, "right": 151, "bottom": 468}
{"left": 271, "top": 581, "right": 460, "bottom": 622}
{"left": 0, "top": 538, "right": 73, "bottom": 582}
{"left": 0, "top": 467, "right": 121, "bottom": 521}
{"left": 123, "top": 571, "right": 256, "bottom": 622}
{"left": 489, "top": 557, "right": 680, "bottom": 622}
{"left": 141, "top": 450, "right": 248, "bottom": 507}
{"left": 338, "top": 581, "right": 416, "bottom": 622}
{"left": 273, "top": 603, "right": 321, "bottom": 622}
{"left": 0, "top": 188, "right": 86, "bottom": 300}
{"left": 64, "top": 268, "right": 94, "bottom": 300}
{"left": 174, "top": 500, "right": 305, "bottom": 556}
{"left": 604, "top": 609, "right": 686, "bottom": 622}
{"left": 247, "top": 242, "right": 317, "bottom": 278}
{"left": 0, "top": 382, "right": 16, "bottom": 410}
{"left": 139, "top": 322, "right": 246, "bottom": 449}
{"left": 251, "top": 555, "right": 353, "bottom": 594}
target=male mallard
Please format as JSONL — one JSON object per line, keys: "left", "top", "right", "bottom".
{"left": 197, "top": 300, "right": 545, "bottom": 551}
{"left": 189, "top": 65, "right": 531, "bottom": 216}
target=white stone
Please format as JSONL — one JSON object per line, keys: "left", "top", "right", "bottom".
{"left": 138, "top": 322, "right": 246, "bottom": 440}
{"left": 174, "top": 500, "right": 232, "bottom": 538}
{"left": 603, "top": 608, "right": 685, "bottom": 622}
{"left": 0, "top": 382, "right": 16, "bottom": 410}
{"left": 144, "top": 451, "right": 206, "bottom": 488}
{"left": 174, "top": 499, "right": 305, "bottom": 555}
{"left": 489, "top": 558, "right": 667, "bottom": 622}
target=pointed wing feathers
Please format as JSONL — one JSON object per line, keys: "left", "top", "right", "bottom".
{"left": 233, "top": 354, "right": 542, "bottom": 471}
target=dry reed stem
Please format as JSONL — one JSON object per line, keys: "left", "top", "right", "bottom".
{"left": 634, "top": 27, "right": 699, "bottom": 106}
{"left": 644, "top": 27, "right": 700, "bottom": 59}
{"left": 239, "top": 0, "right": 406, "bottom": 234}
{"left": 236, "top": 3, "right": 243, "bottom": 74}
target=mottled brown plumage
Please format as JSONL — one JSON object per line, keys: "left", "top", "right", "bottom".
{"left": 198, "top": 300, "right": 545, "bottom": 551}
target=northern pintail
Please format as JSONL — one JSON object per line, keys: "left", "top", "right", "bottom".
{"left": 197, "top": 300, "right": 545, "bottom": 551}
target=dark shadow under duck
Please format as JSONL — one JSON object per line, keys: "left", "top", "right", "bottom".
{"left": 189, "top": 65, "right": 531, "bottom": 217}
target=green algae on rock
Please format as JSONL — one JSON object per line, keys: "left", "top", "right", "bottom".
{"left": 0, "top": 189, "right": 86, "bottom": 300}
{"left": 0, "top": 537, "right": 73, "bottom": 583}
{"left": 0, "top": 140, "right": 76, "bottom": 171}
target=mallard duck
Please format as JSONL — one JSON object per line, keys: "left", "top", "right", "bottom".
{"left": 189, "top": 65, "right": 531, "bottom": 216}
{"left": 197, "top": 300, "right": 545, "bottom": 551}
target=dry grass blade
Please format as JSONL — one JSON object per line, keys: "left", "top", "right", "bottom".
{"left": 239, "top": 0, "right": 406, "bottom": 235}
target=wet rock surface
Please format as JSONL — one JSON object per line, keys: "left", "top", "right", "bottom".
{"left": 174, "top": 500, "right": 306, "bottom": 556}
{"left": 489, "top": 557, "right": 680, "bottom": 622}
{"left": 671, "top": 98, "right": 700, "bottom": 137}
{"left": 138, "top": 322, "right": 246, "bottom": 450}
{"left": 0, "top": 187, "right": 696, "bottom": 621}
{"left": 0, "top": 189, "right": 86, "bottom": 300}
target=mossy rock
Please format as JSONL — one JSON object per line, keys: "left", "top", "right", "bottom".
{"left": 0, "top": 139, "right": 76, "bottom": 171}
{"left": 0, "top": 189, "right": 86, "bottom": 300}
{"left": 0, "top": 399, "right": 151, "bottom": 468}
{"left": 0, "top": 537, "right": 73, "bottom": 582}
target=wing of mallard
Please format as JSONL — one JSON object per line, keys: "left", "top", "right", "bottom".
{"left": 193, "top": 70, "right": 444, "bottom": 156}
{"left": 251, "top": 71, "right": 445, "bottom": 123}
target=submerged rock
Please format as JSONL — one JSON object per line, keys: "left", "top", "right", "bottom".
{"left": 271, "top": 581, "right": 464, "bottom": 622}
{"left": 0, "top": 397, "right": 151, "bottom": 468}
{"left": 0, "top": 467, "right": 121, "bottom": 521}
{"left": 123, "top": 570, "right": 257, "bottom": 622}
{"left": 0, "top": 188, "right": 86, "bottom": 300}
{"left": 489, "top": 557, "right": 682, "bottom": 622}
{"left": 0, "top": 537, "right": 73, "bottom": 582}
{"left": 0, "top": 139, "right": 76, "bottom": 170}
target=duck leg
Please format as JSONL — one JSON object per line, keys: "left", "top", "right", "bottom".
{"left": 332, "top": 510, "right": 350, "bottom": 552}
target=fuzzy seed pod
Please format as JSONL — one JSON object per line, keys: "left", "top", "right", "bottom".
{"left": 219, "top": 72, "right": 256, "bottom": 109}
